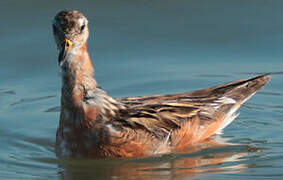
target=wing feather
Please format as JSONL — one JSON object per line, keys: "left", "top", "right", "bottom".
{"left": 114, "top": 75, "right": 270, "bottom": 144}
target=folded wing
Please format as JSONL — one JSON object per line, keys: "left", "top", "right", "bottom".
{"left": 116, "top": 75, "right": 270, "bottom": 149}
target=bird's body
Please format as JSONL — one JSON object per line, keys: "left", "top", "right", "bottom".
{"left": 52, "top": 10, "right": 270, "bottom": 158}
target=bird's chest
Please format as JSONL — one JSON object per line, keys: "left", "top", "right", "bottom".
{"left": 56, "top": 125, "right": 100, "bottom": 158}
{"left": 56, "top": 109, "right": 100, "bottom": 157}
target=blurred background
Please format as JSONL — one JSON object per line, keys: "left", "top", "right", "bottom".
{"left": 0, "top": 0, "right": 283, "bottom": 179}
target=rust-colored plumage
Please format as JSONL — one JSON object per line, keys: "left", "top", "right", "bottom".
{"left": 52, "top": 10, "right": 270, "bottom": 158}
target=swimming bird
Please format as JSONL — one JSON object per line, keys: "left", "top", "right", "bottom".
{"left": 52, "top": 10, "right": 270, "bottom": 158}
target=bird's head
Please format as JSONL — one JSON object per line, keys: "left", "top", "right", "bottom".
{"left": 52, "top": 10, "right": 89, "bottom": 66}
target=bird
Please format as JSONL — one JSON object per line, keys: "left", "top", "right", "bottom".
{"left": 52, "top": 10, "right": 270, "bottom": 158}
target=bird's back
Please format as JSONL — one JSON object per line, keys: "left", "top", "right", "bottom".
{"left": 114, "top": 74, "right": 270, "bottom": 153}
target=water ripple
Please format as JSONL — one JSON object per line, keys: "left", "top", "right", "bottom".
{"left": 44, "top": 106, "right": 60, "bottom": 113}
{"left": 258, "top": 91, "right": 283, "bottom": 96}
{"left": 0, "top": 88, "right": 16, "bottom": 95}
{"left": 10, "top": 95, "right": 56, "bottom": 106}
{"left": 196, "top": 74, "right": 234, "bottom": 78}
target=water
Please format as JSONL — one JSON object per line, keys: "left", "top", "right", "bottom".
{"left": 0, "top": 0, "right": 283, "bottom": 179}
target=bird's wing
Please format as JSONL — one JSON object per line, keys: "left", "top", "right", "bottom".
{"left": 116, "top": 75, "right": 270, "bottom": 144}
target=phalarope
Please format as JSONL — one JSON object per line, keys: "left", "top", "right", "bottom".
{"left": 52, "top": 10, "right": 270, "bottom": 158}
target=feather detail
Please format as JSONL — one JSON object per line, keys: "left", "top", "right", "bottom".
{"left": 57, "top": 73, "right": 270, "bottom": 158}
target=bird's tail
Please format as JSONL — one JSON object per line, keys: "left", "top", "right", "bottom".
{"left": 213, "top": 74, "right": 271, "bottom": 134}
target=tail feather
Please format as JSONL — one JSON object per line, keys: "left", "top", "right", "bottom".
{"left": 214, "top": 74, "right": 271, "bottom": 135}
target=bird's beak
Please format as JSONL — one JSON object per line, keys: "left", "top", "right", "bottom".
{"left": 58, "top": 39, "right": 73, "bottom": 66}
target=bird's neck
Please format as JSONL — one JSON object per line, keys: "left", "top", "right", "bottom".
{"left": 61, "top": 43, "right": 97, "bottom": 106}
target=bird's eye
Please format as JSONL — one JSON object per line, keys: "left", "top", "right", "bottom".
{"left": 80, "top": 24, "right": 85, "bottom": 32}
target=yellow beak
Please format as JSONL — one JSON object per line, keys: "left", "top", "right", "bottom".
{"left": 58, "top": 39, "right": 73, "bottom": 66}
{"left": 64, "top": 39, "right": 73, "bottom": 51}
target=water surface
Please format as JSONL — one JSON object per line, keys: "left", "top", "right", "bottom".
{"left": 1, "top": 0, "right": 283, "bottom": 179}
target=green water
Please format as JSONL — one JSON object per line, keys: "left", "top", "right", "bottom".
{"left": 1, "top": 0, "right": 283, "bottom": 179}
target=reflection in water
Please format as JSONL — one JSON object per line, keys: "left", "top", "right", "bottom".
{"left": 58, "top": 137, "right": 253, "bottom": 180}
